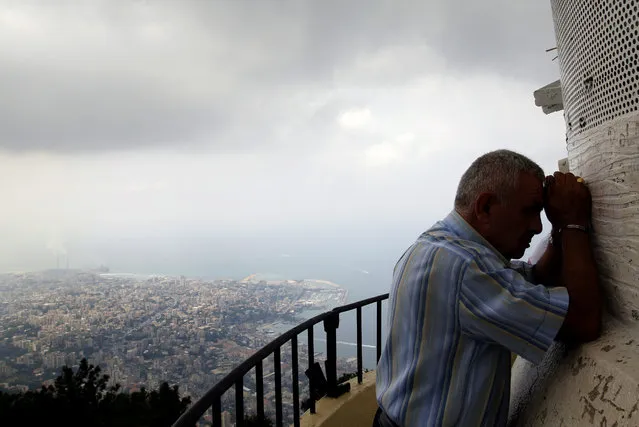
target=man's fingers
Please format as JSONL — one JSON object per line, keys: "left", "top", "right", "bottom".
{"left": 552, "top": 171, "right": 585, "bottom": 186}
{"left": 565, "top": 173, "right": 580, "bottom": 184}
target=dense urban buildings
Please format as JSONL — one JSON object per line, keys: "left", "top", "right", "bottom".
{"left": 0, "top": 269, "right": 353, "bottom": 424}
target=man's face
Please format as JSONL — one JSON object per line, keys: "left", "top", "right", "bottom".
{"left": 489, "top": 172, "right": 544, "bottom": 260}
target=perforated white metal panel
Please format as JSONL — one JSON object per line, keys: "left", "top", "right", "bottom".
{"left": 552, "top": 0, "right": 639, "bottom": 135}
{"left": 509, "top": 4, "right": 639, "bottom": 427}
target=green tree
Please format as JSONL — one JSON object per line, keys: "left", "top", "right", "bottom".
{"left": 0, "top": 358, "right": 191, "bottom": 427}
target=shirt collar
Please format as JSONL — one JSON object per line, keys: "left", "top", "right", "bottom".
{"left": 442, "top": 210, "right": 509, "bottom": 266}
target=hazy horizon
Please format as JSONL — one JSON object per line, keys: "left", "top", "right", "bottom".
{"left": 1, "top": 1, "right": 566, "bottom": 290}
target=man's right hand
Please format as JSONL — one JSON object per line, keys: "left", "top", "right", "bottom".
{"left": 544, "top": 172, "right": 592, "bottom": 229}
{"left": 545, "top": 172, "right": 602, "bottom": 343}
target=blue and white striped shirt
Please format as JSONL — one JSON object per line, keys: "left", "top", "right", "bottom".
{"left": 376, "top": 211, "right": 569, "bottom": 426}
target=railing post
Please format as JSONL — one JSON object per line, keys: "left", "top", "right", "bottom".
{"left": 323, "top": 311, "right": 349, "bottom": 398}
{"left": 356, "top": 306, "right": 363, "bottom": 384}
{"left": 274, "top": 347, "right": 283, "bottom": 427}
{"left": 377, "top": 300, "right": 383, "bottom": 363}
{"left": 307, "top": 327, "right": 316, "bottom": 414}
{"left": 323, "top": 311, "right": 339, "bottom": 391}
{"left": 291, "top": 335, "right": 300, "bottom": 427}
{"left": 255, "top": 360, "right": 264, "bottom": 420}
{"left": 235, "top": 377, "right": 244, "bottom": 427}
{"left": 212, "top": 397, "right": 222, "bottom": 427}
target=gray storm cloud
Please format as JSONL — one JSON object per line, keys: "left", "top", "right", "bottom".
{"left": 0, "top": 0, "right": 558, "bottom": 153}
{"left": 0, "top": 0, "right": 568, "bottom": 273}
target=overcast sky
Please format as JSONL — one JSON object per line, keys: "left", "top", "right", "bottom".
{"left": 0, "top": 1, "right": 568, "bottom": 276}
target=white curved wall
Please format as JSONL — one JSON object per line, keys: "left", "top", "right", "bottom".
{"left": 510, "top": 1, "right": 639, "bottom": 425}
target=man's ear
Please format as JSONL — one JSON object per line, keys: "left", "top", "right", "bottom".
{"left": 473, "top": 192, "right": 497, "bottom": 224}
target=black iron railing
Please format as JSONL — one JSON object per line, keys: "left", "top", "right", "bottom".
{"left": 172, "top": 293, "right": 389, "bottom": 427}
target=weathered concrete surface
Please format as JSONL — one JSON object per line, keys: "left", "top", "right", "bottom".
{"left": 510, "top": 116, "right": 639, "bottom": 426}
{"left": 510, "top": 319, "right": 639, "bottom": 426}
{"left": 567, "top": 119, "right": 639, "bottom": 323}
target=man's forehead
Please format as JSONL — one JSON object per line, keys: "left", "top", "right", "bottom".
{"left": 517, "top": 172, "right": 544, "bottom": 200}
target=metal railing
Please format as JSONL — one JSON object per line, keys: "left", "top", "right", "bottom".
{"left": 173, "top": 293, "right": 389, "bottom": 427}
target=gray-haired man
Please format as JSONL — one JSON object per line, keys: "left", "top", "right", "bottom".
{"left": 374, "top": 149, "right": 601, "bottom": 427}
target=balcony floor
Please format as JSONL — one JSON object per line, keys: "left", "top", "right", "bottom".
{"left": 301, "top": 371, "right": 377, "bottom": 427}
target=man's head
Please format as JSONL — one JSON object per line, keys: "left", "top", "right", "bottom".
{"left": 455, "top": 149, "right": 545, "bottom": 260}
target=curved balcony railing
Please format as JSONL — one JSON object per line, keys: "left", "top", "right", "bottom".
{"left": 172, "top": 293, "right": 389, "bottom": 427}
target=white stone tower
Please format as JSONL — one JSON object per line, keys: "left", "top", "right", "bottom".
{"left": 512, "top": 1, "right": 639, "bottom": 425}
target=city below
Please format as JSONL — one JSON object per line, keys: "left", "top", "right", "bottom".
{"left": 0, "top": 268, "right": 353, "bottom": 423}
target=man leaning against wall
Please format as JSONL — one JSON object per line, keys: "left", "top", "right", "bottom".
{"left": 374, "top": 149, "right": 602, "bottom": 427}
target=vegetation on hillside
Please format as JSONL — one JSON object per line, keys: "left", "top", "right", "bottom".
{"left": 0, "top": 358, "right": 191, "bottom": 427}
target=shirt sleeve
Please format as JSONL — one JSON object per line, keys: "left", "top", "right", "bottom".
{"left": 458, "top": 257, "right": 570, "bottom": 364}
